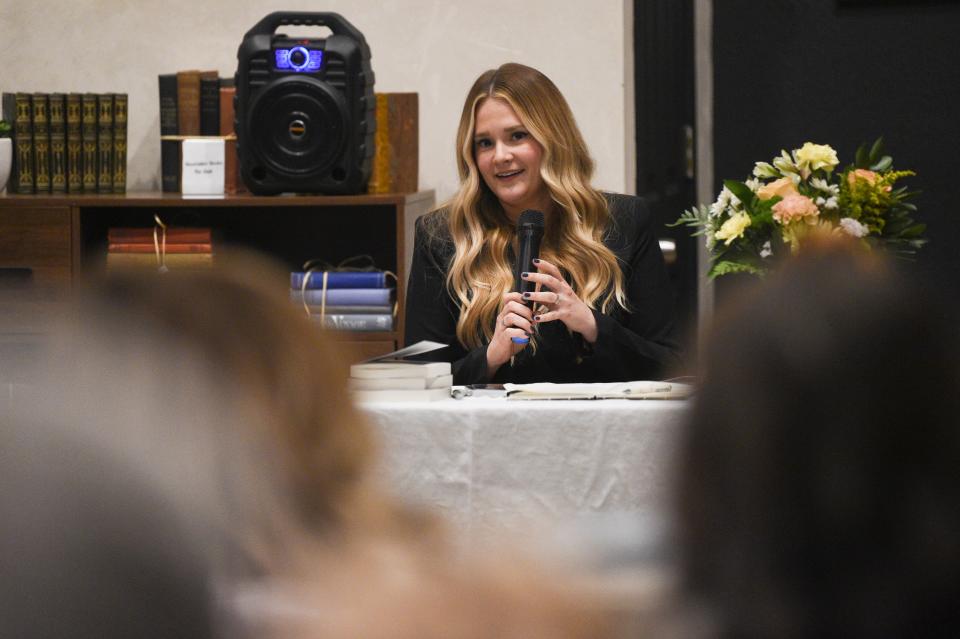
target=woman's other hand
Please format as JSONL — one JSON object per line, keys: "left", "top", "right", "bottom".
{"left": 486, "top": 292, "right": 534, "bottom": 377}
{"left": 521, "top": 259, "right": 599, "bottom": 343}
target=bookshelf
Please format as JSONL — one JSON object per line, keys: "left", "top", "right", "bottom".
{"left": 0, "top": 190, "right": 436, "bottom": 361}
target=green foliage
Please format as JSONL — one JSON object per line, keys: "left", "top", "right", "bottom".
{"left": 0, "top": 120, "right": 11, "bottom": 138}
{"left": 709, "top": 260, "right": 765, "bottom": 278}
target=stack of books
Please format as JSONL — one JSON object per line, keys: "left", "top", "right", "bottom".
{"left": 348, "top": 359, "right": 452, "bottom": 402}
{"left": 2, "top": 91, "right": 128, "bottom": 194}
{"left": 158, "top": 71, "right": 243, "bottom": 194}
{"left": 290, "top": 270, "right": 395, "bottom": 332}
{"left": 106, "top": 227, "right": 213, "bottom": 271}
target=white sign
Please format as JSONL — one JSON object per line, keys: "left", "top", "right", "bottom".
{"left": 180, "top": 139, "right": 225, "bottom": 195}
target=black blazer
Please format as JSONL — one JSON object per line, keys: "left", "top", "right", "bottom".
{"left": 404, "top": 194, "right": 681, "bottom": 384}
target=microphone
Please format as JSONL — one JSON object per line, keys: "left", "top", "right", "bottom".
{"left": 514, "top": 209, "right": 545, "bottom": 303}
{"left": 511, "top": 210, "right": 545, "bottom": 345}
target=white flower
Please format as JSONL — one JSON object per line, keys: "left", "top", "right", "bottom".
{"left": 760, "top": 240, "right": 772, "bottom": 258}
{"left": 823, "top": 196, "right": 838, "bottom": 210}
{"left": 839, "top": 217, "right": 869, "bottom": 238}
{"left": 710, "top": 186, "right": 740, "bottom": 219}
{"left": 809, "top": 177, "right": 839, "bottom": 196}
{"left": 753, "top": 162, "right": 779, "bottom": 179}
{"left": 773, "top": 149, "right": 800, "bottom": 176}
{"left": 745, "top": 177, "right": 761, "bottom": 191}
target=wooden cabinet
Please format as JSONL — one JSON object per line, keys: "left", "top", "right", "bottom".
{"left": 0, "top": 190, "right": 435, "bottom": 360}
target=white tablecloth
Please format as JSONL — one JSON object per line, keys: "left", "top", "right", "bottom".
{"left": 359, "top": 396, "right": 690, "bottom": 541}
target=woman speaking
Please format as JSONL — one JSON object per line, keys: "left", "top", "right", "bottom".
{"left": 405, "top": 63, "right": 680, "bottom": 385}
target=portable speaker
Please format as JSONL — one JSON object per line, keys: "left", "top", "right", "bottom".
{"left": 234, "top": 12, "right": 375, "bottom": 195}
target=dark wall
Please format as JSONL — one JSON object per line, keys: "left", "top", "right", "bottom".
{"left": 713, "top": 0, "right": 960, "bottom": 297}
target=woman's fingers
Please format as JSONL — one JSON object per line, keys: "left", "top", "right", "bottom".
{"left": 500, "top": 310, "right": 533, "bottom": 334}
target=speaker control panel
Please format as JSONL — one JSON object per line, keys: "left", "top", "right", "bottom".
{"left": 274, "top": 46, "right": 323, "bottom": 72}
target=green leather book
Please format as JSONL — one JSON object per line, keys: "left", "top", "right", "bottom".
{"left": 66, "top": 93, "right": 82, "bottom": 192}
{"left": 31, "top": 93, "right": 50, "bottom": 193}
{"left": 48, "top": 93, "right": 66, "bottom": 193}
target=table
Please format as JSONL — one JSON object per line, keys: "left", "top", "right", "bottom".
{"left": 359, "top": 395, "right": 691, "bottom": 544}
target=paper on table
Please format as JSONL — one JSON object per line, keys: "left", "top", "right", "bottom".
{"left": 503, "top": 381, "right": 694, "bottom": 400}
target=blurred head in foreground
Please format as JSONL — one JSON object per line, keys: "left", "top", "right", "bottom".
{"left": 0, "top": 416, "right": 214, "bottom": 639}
{"left": 37, "top": 253, "right": 392, "bottom": 569}
{"left": 675, "top": 239, "right": 960, "bottom": 637}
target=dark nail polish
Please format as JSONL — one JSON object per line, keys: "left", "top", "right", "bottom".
{"left": 533, "top": 315, "right": 540, "bottom": 321}
{"left": 521, "top": 272, "right": 529, "bottom": 278}
{"left": 522, "top": 292, "right": 531, "bottom": 298}
{"left": 532, "top": 258, "right": 541, "bottom": 264}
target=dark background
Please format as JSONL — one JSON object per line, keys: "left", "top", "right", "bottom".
{"left": 713, "top": 0, "right": 960, "bottom": 300}
{"left": 635, "top": 0, "right": 960, "bottom": 352}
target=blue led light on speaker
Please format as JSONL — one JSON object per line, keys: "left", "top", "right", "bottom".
{"left": 274, "top": 47, "right": 323, "bottom": 72}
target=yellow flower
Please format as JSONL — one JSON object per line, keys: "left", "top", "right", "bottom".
{"left": 756, "top": 177, "right": 799, "bottom": 201}
{"left": 714, "top": 211, "right": 751, "bottom": 246}
{"left": 795, "top": 142, "right": 839, "bottom": 173}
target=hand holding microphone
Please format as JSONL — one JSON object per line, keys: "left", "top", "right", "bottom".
{"left": 485, "top": 210, "right": 543, "bottom": 376}
{"left": 511, "top": 210, "right": 545, "bottom": 344}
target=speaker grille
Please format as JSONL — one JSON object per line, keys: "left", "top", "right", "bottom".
{"left": 246, "top": 55, "right": 271, "bottom": 89}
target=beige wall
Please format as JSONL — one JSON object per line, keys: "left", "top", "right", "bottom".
{"left": 1, "top": 0, "right": 631, "bottom": 200}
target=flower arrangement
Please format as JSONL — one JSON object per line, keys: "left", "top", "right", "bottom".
{"left": 672, "top": 139, "right": 926, "bottom": 278}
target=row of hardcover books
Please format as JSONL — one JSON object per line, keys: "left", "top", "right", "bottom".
{"left": 158, "top": 70, "right": 244, "bottom": 194}
{"left": 1, "top": 92, "right": 127, "bottom": 194}
{"left": 290, "top": 271, "right": 395, "bottom": 332}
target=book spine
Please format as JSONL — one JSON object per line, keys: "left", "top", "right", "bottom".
{"left": 31, "top": 93, "right": 50, "bottom": 193}
{"left": 112, "top": 93, "right": 128, "bottom": 193}
{"left": 108, "top": 242, "right": 213, "bottom": 254}
{"left": 290, "top": 288, "right": 392, "bottom": 306}
{"left": 2, "top": 92, "right": 34, "bottom": 193}
{"left": 367, "top": 92, "right": 418, "bottom": 194}
{"left": 81, "top": 93, "right": 98, "bottom": 192}
{"left": 48, "top": 93, "right": 67, "bottom": 193}
{"left": 301, "top": 305, "right": 394, "bottom": 315}
{"left": 289, "top": 271, "right": 387, "bottom": 289}
{"left": 159, "top": 74, "right": 179, "bottom": 192}
{"left": 96, "top": 94, "right": 113, "bottom": 193}
{"left": 108, "top": 227, "right": 212, "bottom": 244}
{"left": 199, "top": 75, "right": 220, "bottom": 136}
{"left": 106, "top": 252, "right": 214, "bottom": 269}
{"left": 176, "top": 70, "right": 201, "bottom": 136}
{"left": 312, "top": 314, "right": 394, "bottom": 331}
{"left": 66, "top": 93, "right": 82, "bottom": 193}
{"left": 219, "top": 84, "right": 244, "bottom": 194}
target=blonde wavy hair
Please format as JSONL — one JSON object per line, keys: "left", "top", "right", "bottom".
{"left": 437, "top": 62, "right": 627, "bottom": 349}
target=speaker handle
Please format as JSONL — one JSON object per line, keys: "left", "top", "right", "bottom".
{"left": 244, "top": 11, "right": 365, "bottom": 43}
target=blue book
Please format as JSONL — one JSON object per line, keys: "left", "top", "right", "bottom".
{"left": 290, "top": 271, "right": 388, "bottom": 290}
{"left": 290, "top": 288, "right": 392, "bottom": 306}
{"left": 310, "top": 313, "right": 394, "bottom": 331}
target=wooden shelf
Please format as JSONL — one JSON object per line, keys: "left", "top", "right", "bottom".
{"left": 0, "top": 190, "right": 436, "bottom": 357}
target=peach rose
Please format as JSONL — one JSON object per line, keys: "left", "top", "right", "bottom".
{"left": 847, "top": 168, "right": 879, "bottom": 186}
{"left": 847, "top": 168, "right": 892, "bottom": 192}
{"left": 772, "top": 194, "right": 820, "bottom": 225}
{"left": 756, "top": 177, "right": 799, "bottom": 201}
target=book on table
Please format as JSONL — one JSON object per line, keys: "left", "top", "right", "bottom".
{"left": 350, "top": 387, "right": 451, "bottom": 402}
{"left": 502, "top": 381, "right": 695, "bottom": 401}
{"left": 349, "top": 341, "right": 452, "bottom": 401}
{"left": 348, "top": 374, "right": 453, "bottom": 391}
